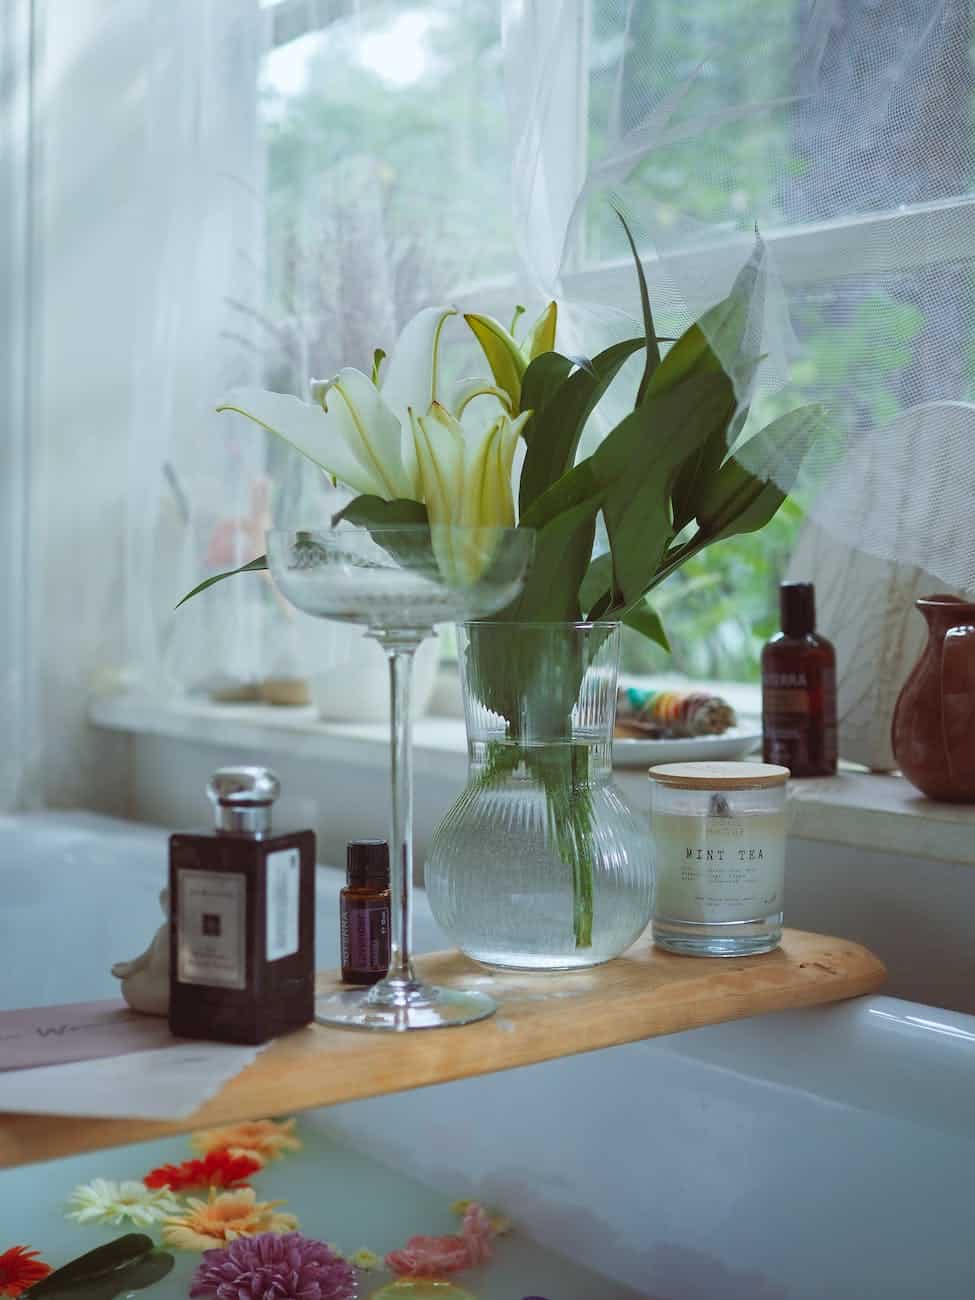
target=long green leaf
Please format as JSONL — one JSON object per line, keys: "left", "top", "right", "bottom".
{"left": 501, "top": 499, "right": 601, "bottom": 625}
{"left": 579, "top": 553, "right": 614, "bottom": 617}
{"left": 28, "top": 1237, "right": 168, "bottom": 1300}
{"left": 519, "top": 351, "right": 574, "bottom": 419}
{"left": 614, "top": 207, "right": 661, "bottom": 404}
{"left": 622, "top": 599, "right": 670, "bottom": 652}
{"left": 648, "top": 233, "right": 767, "bottom": 401}
{"left": 331, "top": 495, "right": 429, "bottom": 529}
{"left": 518, "top": 337, "right": 645, "bottom": 515}
{"left": 331, "top": 494, "right": 433, "bottom": 570}
{"left": 649, "top": 402, "right": 829, "bottom": 591}
{"left": 696, "top": 403, "right": 829, "bottom": 541}
{"left": 592, "top": 370, "right": 733, "bottom": 606}
{"left": 175, "top": 554, "right": 267, "bottom": 609}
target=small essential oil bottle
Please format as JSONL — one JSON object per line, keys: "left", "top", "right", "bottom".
{"left": 340, "top": 840, "right": 391, "bottom": 986}
{"left": 169, "top": 767, "right": 316, "bottom": 1045}
{"left": 762, "top": 581, "right": 838, "bottom": 778}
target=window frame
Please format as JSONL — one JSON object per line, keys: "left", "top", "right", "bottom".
{"left": 0, "top": 0, "right": 39, "bottom": 808}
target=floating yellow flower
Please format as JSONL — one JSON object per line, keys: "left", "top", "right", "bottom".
{"left": 349, "top": 1249, "right": 382, "bottom": 1272}
{"left": 66, "top": 1178, "right": 180, "bottom": 1228}
{"left": 162, "top": 1188, "right": 298, "bottom": 1252}
{"left": 191, "top": 1118, "right": 301, "bottom": 1165}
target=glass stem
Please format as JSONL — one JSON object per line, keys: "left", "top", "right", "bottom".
{"left": 385, "top": 642, "right": 416, "bottom": 989}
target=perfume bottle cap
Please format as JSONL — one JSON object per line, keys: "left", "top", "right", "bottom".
{"left": 207, "top": 767, "right": 280, "bottom": 835}
{"left": 347, "top": 839, "right": 390, "bottom": 886}
{"left": 780, "top": 581, "right": 816, "bottom": 637}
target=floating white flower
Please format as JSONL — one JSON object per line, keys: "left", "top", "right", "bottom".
{"left": 66, "top": 1178, "right": 181, "bottom": 1228}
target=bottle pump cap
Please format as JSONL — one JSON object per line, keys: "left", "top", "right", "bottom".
{"left": 207, "top": 766, "right": 280, "bottom": 835}
{"left": 347, "top": 839, "right": 390, "bottom": 886}
{"left": 780, "top": 582, "right": 816, "bottom": 637}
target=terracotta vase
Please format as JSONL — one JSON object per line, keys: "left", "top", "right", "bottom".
{"left": 891, "top": 595, "right": 975, "bottom": 801}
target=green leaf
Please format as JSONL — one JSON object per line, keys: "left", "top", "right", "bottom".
{"left": 696, "top": 403, "right": 829, "bottom": 541}
{"left": 175, "top": 554, "right": 267, "bottom": 609}
{"left": 650, "top": 403, "right": 829, "bottom": 590}
{"left": 592, "top": 370, "right": 734, "bottom": 606}
{"left": 331, "top": 494, "right": 433, "bottom": 570}
{"left": 28, "top": 1237, "right": 170, "bottom": 1300}
{"left": 670, "top": 353, "right": 762, "bottom": 533}
{"left": 622, "top": 600, "right": 670, "bottom": 652}
{"left": 331, "top": 495, "right": 429, "bottom": 529}
{"left": 647, "top": 232, "right": 766, "bottom": 401}
{"left": 519, "top": 351, "right": 575, "bottom": 419}
{"left": 579, "top": 553, "right": 614, "bottom": 617}
{"left": 614, "top": 207, "right": 661, "bottom": 404}
{"left": 518, "top": 337, "right": 645, "bottom": 515}
{"left": 501, "top": 499, "right": 601, "bottom": 625}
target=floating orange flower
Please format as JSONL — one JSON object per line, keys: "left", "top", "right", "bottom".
{"left": 0, "top": 1247, "right": 52, "bottom": 1297}
{"left": 145, "top": 1151, "right": 262, "bottom": 1192}
{"left": 191, "top": 1119, "right": 301, "bottom": 1165}
{"left": 162, "top": 1188, "right": 298, "bottom": 1252}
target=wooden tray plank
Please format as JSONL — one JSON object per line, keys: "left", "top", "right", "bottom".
{"left": 0, "top": 929, "right": 884, "bottom": 1170}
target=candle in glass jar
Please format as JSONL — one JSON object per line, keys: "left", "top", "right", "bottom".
{"left": 649, "top": 761, "right": 789, "bottom": 957}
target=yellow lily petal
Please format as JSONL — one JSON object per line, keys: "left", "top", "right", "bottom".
{"left": 464, "top": 313, "right": 526, "bottom": 410}
{"left": 522, "top": 301, "right": 558, "bottom": 361}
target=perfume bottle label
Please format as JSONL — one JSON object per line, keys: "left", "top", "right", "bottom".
{"left": 342, "top": 901, "right": 391, "bottom": 973}
{"left": 176, "top": 869, "right": 246, "bottom": 989}
{"left": 652, "top": 811, "right": 786, "bottom": 924}
{"left": 266, "top": 848, "right": 300, "bottom": 962}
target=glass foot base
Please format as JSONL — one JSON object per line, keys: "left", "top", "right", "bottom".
{"left": 315, "top": 984, "right": 496, "bottom": 1032}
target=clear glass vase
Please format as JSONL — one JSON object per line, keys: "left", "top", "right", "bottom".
{"left": 425, "top": 622, "right": 653, "bottom": 970}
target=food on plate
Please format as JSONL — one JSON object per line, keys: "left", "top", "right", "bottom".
{"left": 614, "top": 687, "right": 737, "bottom": 739}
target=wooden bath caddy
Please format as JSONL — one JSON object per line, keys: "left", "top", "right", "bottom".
{"left": 0, "top": 929, "right": 884, "bottom": 1170}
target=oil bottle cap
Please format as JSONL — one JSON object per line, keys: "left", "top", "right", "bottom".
{"left": 780, "top": 582, "right": 816, "bottom": 637}
{"left": 207, "top": 766, "right": 280, "bottom": 835}
{"left": 347, "top": 839, "right": 390, "bottom": 886}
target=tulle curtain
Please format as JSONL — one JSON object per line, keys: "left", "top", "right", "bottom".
{"left": 503, "top": 0, "right": 975, "bottom": 590}
{"left": 121, "top": 0, "right": 975, "bottom": 708}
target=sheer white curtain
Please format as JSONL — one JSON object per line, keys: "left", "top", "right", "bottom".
{"left": 503, "top": 0, "right": 975, "bottom": 591}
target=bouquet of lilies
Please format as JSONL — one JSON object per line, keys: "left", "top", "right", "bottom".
{"left": 185, "top": 215, "right": 826, "bottom": 948}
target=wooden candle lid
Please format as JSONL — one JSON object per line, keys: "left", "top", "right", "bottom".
{"left": 647, "top": 760, "right": 790, "bottom": 789}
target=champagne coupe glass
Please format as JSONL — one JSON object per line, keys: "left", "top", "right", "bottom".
{"left": 266, "top": 524, "right": 534, "bottom": 1031}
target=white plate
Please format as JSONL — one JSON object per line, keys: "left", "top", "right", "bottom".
{"left": 611, "top": 724, "right": 762, "bottom": 769}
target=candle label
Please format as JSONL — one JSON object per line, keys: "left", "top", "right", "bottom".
{"left": 652, "top": 811, "right": 786, "bottom": 924}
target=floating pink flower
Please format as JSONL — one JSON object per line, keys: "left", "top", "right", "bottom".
{"left": 386, "top": 1204, "right": 494, "bottom": 1279}
{"left": 189, "top": 1232, "right": 356, "bottom": 1300}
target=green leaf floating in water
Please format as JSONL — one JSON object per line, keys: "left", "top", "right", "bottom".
{"left": 29, "top": 1235, "right": 174, "bottom": 1300}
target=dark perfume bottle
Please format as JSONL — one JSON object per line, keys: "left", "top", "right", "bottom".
{"left": 169, "top": 767, "right": 316, "bottom": 1045}
{"left": 340, "top": 840, "right": 391, "bottom": 986}
{"left": 762, "top": 582, "right": 838, "bottom": 778}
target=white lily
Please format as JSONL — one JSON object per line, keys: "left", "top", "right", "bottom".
{"left": 217, "top": 306, "right": 460, "bottom": 503}
{"left": 411, "top": 401, "right": 530, "bottom": 583}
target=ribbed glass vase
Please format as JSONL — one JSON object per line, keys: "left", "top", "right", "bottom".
{"left": 425, "top": 622, "right": 653, "bottom": 970}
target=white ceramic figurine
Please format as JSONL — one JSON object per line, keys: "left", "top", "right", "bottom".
{"left": 111, "top": 889, "right": 171, "bottom": 1016}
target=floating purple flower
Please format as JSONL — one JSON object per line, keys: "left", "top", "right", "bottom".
{"left": 190, "top": 1232, "right": 357, "bottom": 1300}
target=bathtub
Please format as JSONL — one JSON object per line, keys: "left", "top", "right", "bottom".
{"left": 2, "top": 811, "right": 973, "bottom": 1299}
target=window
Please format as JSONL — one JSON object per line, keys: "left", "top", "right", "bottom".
{"left": 156, "top": 0, "right": 975, "bottom": 700}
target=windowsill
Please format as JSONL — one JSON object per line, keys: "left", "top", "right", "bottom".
{"left": 91, "top": 691, "right": 975, "bottom": 868}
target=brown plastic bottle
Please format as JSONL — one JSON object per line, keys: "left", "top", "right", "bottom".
{"left": 340, "top": 840, "right": 391, "bottom": 985}
{"left": 761, "top": 582, "right": 838, "bottom": 777}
